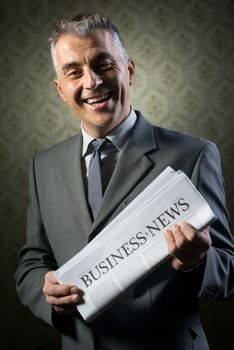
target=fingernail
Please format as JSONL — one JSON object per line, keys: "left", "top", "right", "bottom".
{"left": 72, "top": 294, "right": 79, "bottom": 301}
{"left": 71, "top": 286, "right": 78, "bottom": 294}
{"left": 172, "top": 224, "right": 179, "bottom": 232}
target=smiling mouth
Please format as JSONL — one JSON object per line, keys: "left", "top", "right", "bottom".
{"left": 83, "top": 91, "right": 112, "bottom": 106}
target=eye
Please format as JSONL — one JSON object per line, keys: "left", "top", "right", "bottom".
{"left": 65, "top": 69, "right": 82, "bottom": 79}
{"left": 97, "top": 61, "right": 112, "bottom": 71}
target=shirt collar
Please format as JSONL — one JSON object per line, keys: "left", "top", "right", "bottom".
{"left": 82, "top": 107, "right": 137, "bottom": 157}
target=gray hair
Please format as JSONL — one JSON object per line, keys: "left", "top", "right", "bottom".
{"left": 49, "top": 13, "right": 129, "bottom": 72}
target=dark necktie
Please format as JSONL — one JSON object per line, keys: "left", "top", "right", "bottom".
{"left": 88, "top": 139, "right": 107, "bottom": 219}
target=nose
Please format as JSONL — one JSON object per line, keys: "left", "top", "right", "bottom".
{"left": 83, "top": 68, "right": 102, "bottom": 90}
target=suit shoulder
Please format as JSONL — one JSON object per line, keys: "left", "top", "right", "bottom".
{"left": 34, "top": 134, "right": 81, "bottom": 165}
{"left": 153, "top": 125, "right": 214, "bottom": 150}
{"left": 135, "top": 111, "right": 215, "bottom": 151}
{"left": 150, "top": 124, "right": 220, "bottom": 175}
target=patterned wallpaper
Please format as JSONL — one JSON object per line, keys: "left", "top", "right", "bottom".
{"left": 0, "top": 0, "right": 233, "bottom": 349}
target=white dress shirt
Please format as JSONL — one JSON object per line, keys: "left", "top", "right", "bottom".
{"left": 82, "top": 108, "right": 137, "bottom": 193}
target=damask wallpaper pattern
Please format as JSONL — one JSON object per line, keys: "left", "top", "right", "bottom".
{"left": 0, "top": 0, "right": 233, "bottom": 349}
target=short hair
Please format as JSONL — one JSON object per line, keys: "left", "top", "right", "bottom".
{"left": 49, "top": 13, "right": 129, "bottom": 72}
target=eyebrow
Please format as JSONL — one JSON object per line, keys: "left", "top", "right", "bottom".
{"left": 61, "top": 62, "right": 80, "bottom": 72}
{"left": 92, "top": 52, "right": 115, "bottom": 62}
{"left": 61, "top": 52, "right": 115, "bottom": 72}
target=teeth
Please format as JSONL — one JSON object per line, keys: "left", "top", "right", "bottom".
{"left": 86, "top": 92, "right": 110, "bottom": 105}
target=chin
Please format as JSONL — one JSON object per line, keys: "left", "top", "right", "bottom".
{"left": 94, "top": 116, "right": 119, "bottom": 132}
{"left": 94, "top": 112, "right": 115, "bottom": 124}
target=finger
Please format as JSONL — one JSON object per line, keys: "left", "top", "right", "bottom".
{"left": 45, "top": 271, "right": 79, "bottom": 292}
{"left": 164, "top": 229, "right": 189, "bottom": 270}
{"left": 170, "top": 225, "right": 207, "bottom": 260}
{"left": 164, "top": 228, "right": 177, "bottom": 255}
{"left": 43, "top": 271, "right": 79, "bottom": 298}
{"left": 44, "top": 283, "right": 79, "bottom": 298}
{"left": 47, "top": 292, "right": 80, "bottom": 307}
{"left": 165, "top": 229, "right": 193, "bottom": 263}
{"left": 45, "top": 271, "right": 60, "bottom": 284}
{"left": 165, "top": 227, "right": 209, "bottom": 270}
{"left": 179, "top": 222, "right": 212, "bottom": 248}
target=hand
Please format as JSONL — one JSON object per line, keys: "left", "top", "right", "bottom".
{"left": 43, "top": 271, "right": 81, "bottom": 315}
{"left": 164, "top": 221, "right": 212, "bottom": 270}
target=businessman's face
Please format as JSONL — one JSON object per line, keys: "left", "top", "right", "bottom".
{"left": 54, "top": 29, "right": 135, "bottom": 138}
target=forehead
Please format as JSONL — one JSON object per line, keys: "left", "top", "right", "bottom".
{"left": 54, "top": 29, "right": 117, "bottom": 61}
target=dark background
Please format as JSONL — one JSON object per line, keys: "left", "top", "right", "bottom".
{"left": 0, "top": 0, "right": 233, "bottom": 349}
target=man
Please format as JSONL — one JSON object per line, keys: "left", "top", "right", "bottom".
{"left": 16, "top": 14, "right": 234, "bottom": 350}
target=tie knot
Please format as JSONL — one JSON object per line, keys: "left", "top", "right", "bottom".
{"left": 90, "top": 138, "right": 107, "bottom": 153}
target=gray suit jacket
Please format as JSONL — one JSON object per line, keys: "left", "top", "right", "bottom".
{"left": 16, "top": 112, "right": 234, "bottom": 350}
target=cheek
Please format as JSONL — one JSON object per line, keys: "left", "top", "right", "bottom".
{"left": 64, "top": 83, "right": 82, "bottom": 104}
{"left": 119, "top": 77, "right": 130, "bottom": 96}
{"left": 61, "top": 78, "right": 78, "bottom": 92}
{"left": 66, "top": 82, "right": 77, "bottom": 95}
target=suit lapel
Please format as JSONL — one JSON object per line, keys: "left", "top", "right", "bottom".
{"left": 56, "top": 114, "right": 159, "bottom": 241}
{"left": 90, "top": 113, "right": 158, "bottom": 235}
{"left": 58, "top": 134, "right": 93, "bottom": 236}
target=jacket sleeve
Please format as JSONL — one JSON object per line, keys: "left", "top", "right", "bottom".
{"left": 15, "top": 158, "right": 73, "bottom": 333}
{"left": 191, "top": 141, "right": 234, "bottom": 300}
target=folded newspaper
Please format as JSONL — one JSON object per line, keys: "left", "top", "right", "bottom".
{"left": 54, "top": 167, "right": 216, "bottom": 322}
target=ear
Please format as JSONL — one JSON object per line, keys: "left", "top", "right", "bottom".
{"left": 54, "top": 79, "right": 67, "bottom": 103}
{"left": 127, "top": 58, "right": 135, "bottom": 86}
